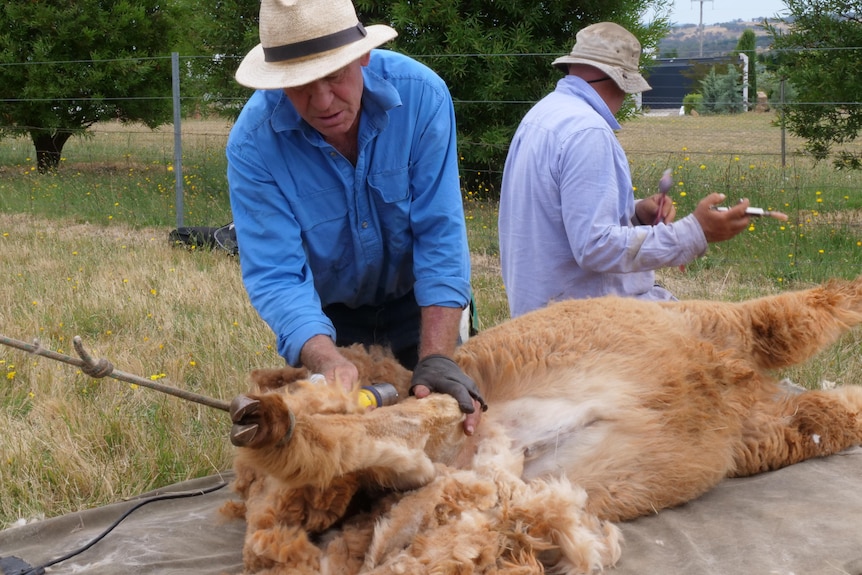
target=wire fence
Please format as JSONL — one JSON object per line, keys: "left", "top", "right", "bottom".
{"left": 1, "top": 54, "right": 861, "bottom": 292}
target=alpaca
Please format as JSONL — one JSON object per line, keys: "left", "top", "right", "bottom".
{"left": 222, "top": 276, "right": 862, "bottom": 574}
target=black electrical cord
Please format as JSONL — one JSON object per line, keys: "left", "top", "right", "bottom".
{"left": 0, "top": 480, "right": 228, "bottom": 575}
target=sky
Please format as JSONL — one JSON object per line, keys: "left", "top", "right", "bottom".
{"left": 666, "top": 0, "right": 789, "bottom": 25}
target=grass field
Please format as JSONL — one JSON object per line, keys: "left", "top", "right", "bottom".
{"left": 1, "top": 112, "right": 861, "bottom": 528}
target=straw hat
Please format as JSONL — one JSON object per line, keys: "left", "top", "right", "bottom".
{"left": 552, "top": 22, "right": 651, "bottom": 94}
{"left": 235, "top": 0, "right": 398, "bottom": 90}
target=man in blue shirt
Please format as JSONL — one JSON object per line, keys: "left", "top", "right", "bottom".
{"left": 499, "top": 22, "right": 752, "bottom": 318}
{"left": 227, "top": 0, "right": 485, "bottom": 433}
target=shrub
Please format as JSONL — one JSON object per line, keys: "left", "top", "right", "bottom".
{"left": 683, "top": 93, "right": 703, "bottom": 115}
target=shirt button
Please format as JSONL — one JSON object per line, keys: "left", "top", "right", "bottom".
{"left": 330, "top": 151, "right": 337, "bottom": 157}
{"left": 361, "top": 221, "right": 368, "bottom": 229}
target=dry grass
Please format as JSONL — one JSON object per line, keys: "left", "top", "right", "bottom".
{"left": 0, "top": 212, "right": 277, "bottom": 526}
{"left": 2, "top": 112, "right": 862, "bottom": 529}
{"left": 620, "top": 112, "right": 813, "bottom": 158}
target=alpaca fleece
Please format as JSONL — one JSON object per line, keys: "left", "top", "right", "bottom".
{"left": 222, "top": 276, "right": 862, "bottom": 574}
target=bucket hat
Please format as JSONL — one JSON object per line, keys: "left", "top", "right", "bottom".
{"left": 235, "top": 0, "right": 398, "bottom": 90}
{"left": 552, "top": 22, "right": 651, "bottom": 94}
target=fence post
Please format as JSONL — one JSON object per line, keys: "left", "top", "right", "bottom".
{"left": 779, "top": 78, "right": 786, "bottom": 168}
{"left": 172, "top": 52, "right": 184, "bottom": 229}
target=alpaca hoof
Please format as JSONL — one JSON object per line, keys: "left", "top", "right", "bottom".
{"left": 228, "top": 394, "right": 296, "bottom": 448}
{"left": 230, "top": 395, "right": 261, "bottom": 447}
{"left": 231, "top": 422, "right": 259, "bottom": 446}
{"left": 230, "top": 395, "right": 260, "bottom": 422}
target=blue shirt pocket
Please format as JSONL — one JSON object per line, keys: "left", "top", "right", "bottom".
{"left": 289, "top": 183, "right": 348, "bottom": 232}
{"left": 368, "top": 165, "right": 410, "bottom": 204}
{"left": 367, "top": 165, "right": 411, "bottom": 252}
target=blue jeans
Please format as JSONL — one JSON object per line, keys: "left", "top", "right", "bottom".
{"left": 323, "top": 291, "right": 420, "bottom": 370}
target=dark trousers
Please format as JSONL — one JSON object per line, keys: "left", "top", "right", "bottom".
{"left": 323, "top": 291, "right": 421, "bottom": 370}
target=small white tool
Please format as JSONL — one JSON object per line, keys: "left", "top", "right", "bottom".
{"left": 712, "top": 206, "right": 788, "bottom": 221}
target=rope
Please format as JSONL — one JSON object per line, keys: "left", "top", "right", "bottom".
{"left": 0, "top": 334, "right": 230, "bottom": 412}
{"left": 74, "top": 337, "right": 115, "bottom": 378}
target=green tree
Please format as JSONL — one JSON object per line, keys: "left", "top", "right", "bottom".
{"left": 187, "top": 0, "right": 261, "bottom": 117}
{"left": 194, "top": 0, "right": 672, "bottom": 194}
{"left": 0, "top": 1, "right": 178, "bottom": 172}
{"left": 697, "top": 66, "right": 744, "bottom": 114}
{"left": 355, "top": 0, "right": 672, "bottom": 194}
{"left": 733, "top": 29, "right": 758, "bottom": 107}
{"left": 766, "top": 0, "right": 862, "bottom": 168}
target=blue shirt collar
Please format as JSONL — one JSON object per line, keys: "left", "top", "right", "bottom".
{"left": 556, "top": 75, "right": 622, "bottom": 131}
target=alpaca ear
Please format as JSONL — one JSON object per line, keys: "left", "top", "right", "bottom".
{"left": 250, "top": 366, "right": 310, "bottom": 392}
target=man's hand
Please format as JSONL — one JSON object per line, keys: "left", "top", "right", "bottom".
{"left": 300, "top": 334, "right": 359, "bottom": 392}
{"left": 410, "top": 355, "right": 487, "bottom": 435}
{"left": 635, "top": 193, "right": 677, "bottom": 225}
{"left": 693, "top": 193, "right": 751, "bottom": 243}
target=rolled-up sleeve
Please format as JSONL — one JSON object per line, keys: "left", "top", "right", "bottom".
{"left": 560, "top": 128, "right": 707, "bottom": 274}
{"left": 407, "top": 79, "right": 471, "bottom": 309}
{"left": 227, "top": 104, "right": 335, "bottom": 365}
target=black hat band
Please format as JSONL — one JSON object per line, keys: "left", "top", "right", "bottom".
{"left": 263, "top": 23, "right": 368, "bottom": 62}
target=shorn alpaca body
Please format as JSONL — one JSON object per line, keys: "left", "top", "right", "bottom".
{"left": 223, "top": 277, "right": 862, "bottom": 574}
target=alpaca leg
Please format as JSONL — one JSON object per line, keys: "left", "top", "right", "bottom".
{"left": 730, "top": 385, "right": 862, "bottom": 477}
{"left": 230, "top": 391, "right": 465, "bottom": 490}
{"left": 673, "top": 276, "right": 862, "bottom": 371}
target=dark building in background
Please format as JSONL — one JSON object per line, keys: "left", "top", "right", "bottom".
{"left": 643, "top": 57, "right": 727, "bottom": 109}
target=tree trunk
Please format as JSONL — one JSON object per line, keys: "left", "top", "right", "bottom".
{"left": 30, "top": 131, "right": 73, "bottom": 173}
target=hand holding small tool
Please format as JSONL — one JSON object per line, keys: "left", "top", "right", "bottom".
{"left": 653, "top": 169, "right": 674, "bottom": 225}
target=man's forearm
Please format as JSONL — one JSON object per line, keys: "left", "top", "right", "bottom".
{"left": 300, "top": 334, "right": 344, "bottom": 372}
{"left": 418, "top": 305, "right": 464, "bottom": 359}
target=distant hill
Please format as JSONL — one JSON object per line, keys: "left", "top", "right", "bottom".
{"left": 658, "top": 19, "right": 790, "bottom": 59}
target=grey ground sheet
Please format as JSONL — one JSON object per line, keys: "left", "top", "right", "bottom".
{"left": 2, "top": 447, "right": 860, "bottom": 575}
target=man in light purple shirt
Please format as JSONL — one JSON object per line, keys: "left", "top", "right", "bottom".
{"left": 499, "top": 22, "right": 752, "bottom": 318}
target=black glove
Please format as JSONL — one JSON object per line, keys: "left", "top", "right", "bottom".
{"left": 409, "top": 354, "right": 488, "bottom": 414}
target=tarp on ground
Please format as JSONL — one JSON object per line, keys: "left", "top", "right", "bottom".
{"left": 1, "top": 447, "right": 861, "bottom": 575}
